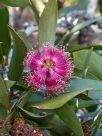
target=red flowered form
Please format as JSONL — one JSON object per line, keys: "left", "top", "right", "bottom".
{"left": 23, "top": 43, "right": 74, "bottom": 96}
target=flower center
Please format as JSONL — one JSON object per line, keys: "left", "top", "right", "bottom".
{"left": 43, "top": 60, "right": 53, "bottom": 68}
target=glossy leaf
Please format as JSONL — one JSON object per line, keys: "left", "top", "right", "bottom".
{"left": 8, "top": 26, "right": 27, "bottom": 81}
{"left": 56, "top": 104, "right": 84, "bottom": 136}
{"left": 32, "top": 88, "right": 92, "bottom": 109}
{"left": 82, "top": 47, "right": 93, "bottom": 78}
{"left": 18, "top": 105, "right": 52, "bottom": 118}
{"left": 32, "top": 78, "right": 102, "bottom": 109}
{"left": 0, "top": 76, "right": 10, "bottom": 109}
{"left": 73, "top": 50, "right": 102, "bottom": 80}
{"left": 70, "top": 79, "right": 102, "bottom": 100}
{"left": 0, "top": 7, "right": 10, "bottom": 56}
{"left": 88, "top": 90, "right": 102, "bottom": 100}
{"left": 0, "top": 0, "right": 30, "bottom": 7}
{"left": 39, "top": 0, "right": 58, "bottom": 45}
{"left": 74, "top": 67, "right": 99, "bottom": 80}
{"left": 70, "top": 79, "right": 102, "bottom": 91}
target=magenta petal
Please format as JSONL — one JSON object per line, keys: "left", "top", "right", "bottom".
{"left": 43, "top": 44, "right": 54, "bottom": 60}
{"left": 55, "top": 62, "right": 73, "bottom": 78}
{"left": 45, "top": 69, "right": 66, "bottom": 95}
{"left": 25, "top": 68, "right": 48, "bottom": 90}
{"left": 24, "top": 50, "right": 43, "bottom": 70}
{"left": 23, "top": 43, "right": 74, "bottom": 96}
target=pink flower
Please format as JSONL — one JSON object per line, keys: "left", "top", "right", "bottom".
{"left": 23, "top": 43, "right": 74, "bottom": 96}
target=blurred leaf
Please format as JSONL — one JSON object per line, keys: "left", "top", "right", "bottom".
{"left": 5, "top": 80, "right": 15, "bottom": 89}
{"left": 29, "top": 93, "right": 45, "bottom": 104}
{"left": 32, "top": 88, "right": 92, "bottom": 109}
{"left": 0, "top": 43, "right": 3, "bottom": 64}
{"left": 0, "top": 7, "right": 10, "bottom": 56}
{"left": 59, "top": 0, "right": 89, "bottom": 16}
{"left": 56, "top": 104, "right": 83, "bottom": 136}
{"left": 11, "top": 84, "right": 28, "bottom": 92}
{"left": 18, "top": 91, "right": 32, "bottom": 108}
{"left": 8, "top": 26, "right": 27, "bottom": 81}
{"left": 0, "top": 105, "right": 7, "bottom": 119}
{"left": 65, "top": 44, "right": 102, "bottom": 53}
{"left": 30, "top": 0, "right": 40, "bottom": 25}
{"left": 0, "top": 0, "right": 30, "bottom": 7}
{"left": 0, "top": 76, "right": 10, "bottom": 109}
{"left": 88, "top": 90, "right": 102, "bottom": 100}
{"left": 39, "top": 0, "right": 58, "bottom": 45}
{"left": 75, "top": 99, "right": 98, "bottom": 109}
{"left": 73, "top": 50, "right": 102, "bottom": 80}
{"left": 71, "top": 17, "right": 102, "bottom": 34}
{"left": 97, "top": 129, "right": 102, "bottom": 136}
{"left": 41, "top": 115, "right": 68, "bottom": 135}
{"left": 18, "top": 32, "right": 32, "bottom": 51}
{"left": 91, "top": 112, "right": 102, "bottom": 136}
{"left": 59, "top": 17, "right": 102, "bottom": 44}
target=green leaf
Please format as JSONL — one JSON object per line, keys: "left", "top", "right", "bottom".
{"left": 70, "top": 79, "right": 102, "bottom": 91}
{"left": 0, "top": 105, "right": 7, "bottom": 119}
{"left": 71, "top": 17, "right": 102, "bottom": 34}
{"left": 32, "top": 88, "right": 92, "bottom": 109}
{"left": 30, "top": 0, "right": 39, "bottom": 25}
{"left": 65, "top": 44, "right": 102, "bottom": 53}
{"left": 56, "top": 104, "right": 84, "bottom": 136}
{"left": 73, "top": 50, "right": 102, "bottom": 80}
{"left": 5, "top": 80, "right": 15, "bottom": 89}
{"left": 74, "top": 99, "right": 98, "bottom": 109}
{"left": 0, "top": 7, "right": 11, "bottom": 56}
{"left": 0, "top": 76, "right": 10, "bottom": 109}
{"left": 74, "top": 67, "right": 99, "bottom": 80}
{"left": 88, "top": 90, "right": 102, "bottom": 100}
{"left": 59, "top": 17, "right": 102, "bottom": 44}
{"left": 91, "top": 112, "right": 102, "bottom": 136}
{"left": 29, "top": 93, "right": 45, "bottom": 104}
{"left": 39, "top": 0, "right": 58, "bottom": 45}
{"left": 97, "top": 129, "right": 102, "bottom": 136}
{"left": 18, "top": 91, "right": 33, "bottom": 108}
{"left": 18, "top": 32, "right": 32, "bottom": 51}
{"left": 17, "top": 105, "right": 52, "bottom": 118}
{"left": 0, "top": 0, "right": 30, "bottom": 7}
{"left": 82, "top": 47, "right": 93, "bottom": 78}
{"left": 0, "top": 43, "right": 3, "bottom": 64}
{"left": 41, "top": 114, "right": 68, "bottom": 135}
{"left": 69, "top": 79, "right": 102, "bottom": 100}
{"left": 32, "top": 78, "right": 102, "bottom": 109}
{"left": 8, "top": 26, "right": 27, "bottom": 81}
{"left": 59, "top": 0, "right": 89, "bottom": 16}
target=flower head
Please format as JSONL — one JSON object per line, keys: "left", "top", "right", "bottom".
{"left": 23, "top": 43, "right": 74, "bottom": 96}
